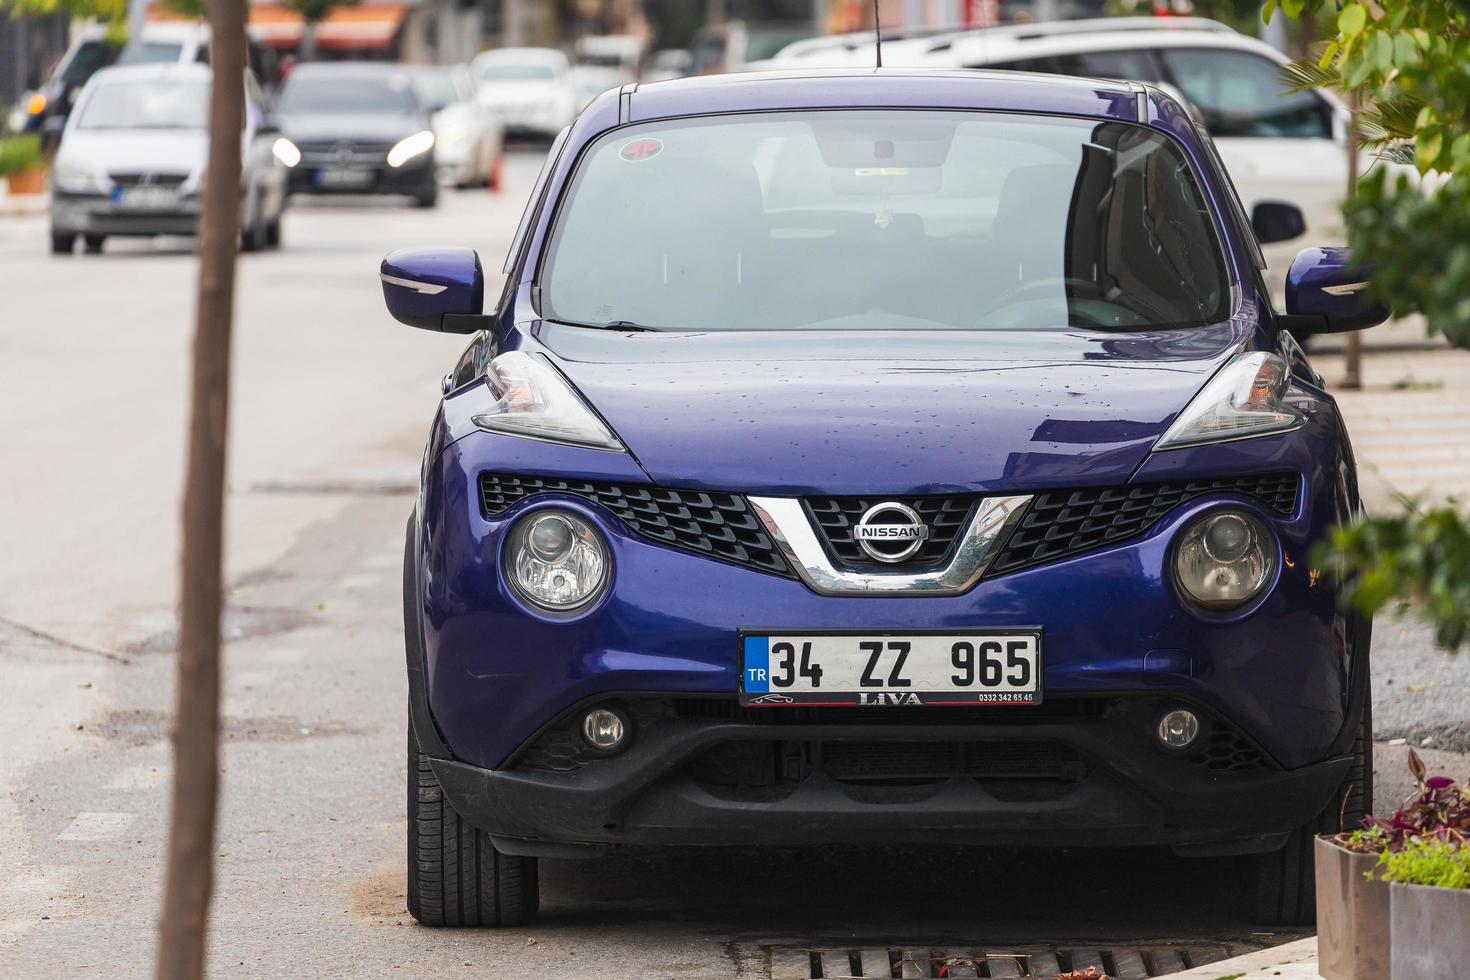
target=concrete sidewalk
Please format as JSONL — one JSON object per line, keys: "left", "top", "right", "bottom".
{"left": 1157, "top": 936, "right": 1319, "bottom": 978}
{"left": 0, "top": 188, "right": 45, "bottom": 217}
{"left": 1311, "top": 315, "right": 1470, "bottom": 510}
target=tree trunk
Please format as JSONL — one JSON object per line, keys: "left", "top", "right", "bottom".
{"left": 154, "top": 0, "right": 246, "bottom": 973}
{"left": 1341, "top": 91, "right": 1363, "bottom": 391}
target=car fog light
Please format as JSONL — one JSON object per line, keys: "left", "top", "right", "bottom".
{"left": 582, "top": 706, "right": 627, "bottom": 751}
{"left": 1157, "top": 709, "right": 1200, "bottom": 750}
{"left": 506, "top": 509, "right": 608, "bottom": 611}
{"left": 1173, "top": 509, "right": 1277, "bottom": 610}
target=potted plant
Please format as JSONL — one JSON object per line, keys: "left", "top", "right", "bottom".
{"left": 0, "top": 134, "right": 47, "bottom": 195}
{"left": 1381, "top": 837, "right": 1470, "bottom": 979}
{"left": 1317, "top": 750, "right": 1470, "bottom": 980}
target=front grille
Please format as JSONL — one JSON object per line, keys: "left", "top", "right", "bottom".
{"left": 671, "top": 697, "right": 1103, "bottom": 726}
{"left": 108, "top": 172, "right": 188, "bottom": 188}
{"left": 295, "top": 139, "right": 393, "bottom": 165}
{"left": 478, "top": 473, "right": 791, "bottom": 577}
{"left": 991, "top": 473, "right": 1299, "bottom": 574}
{"left": 804, "top": 495, "right": 975, "bottom": 568}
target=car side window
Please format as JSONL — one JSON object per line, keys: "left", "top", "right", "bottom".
{"left": 1159, "top": 48, "right": 1332, "bottom": 139}
{"left": 1052, "top": 48, "right": 1165, "bottom": 83}
{"left": 989, "top": 49, "right": 1164, "bottom": 83}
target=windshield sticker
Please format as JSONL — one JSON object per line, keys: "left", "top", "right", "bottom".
{"left": 854, "top": 167, "right": 910, "bottom": 177}
{"left": 620, "top": 138, "right": 663, "bottom": 162}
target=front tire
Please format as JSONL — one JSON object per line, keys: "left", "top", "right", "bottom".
{"left": 83, "top": 234, "right": 105, "bottom": 254}
{"left": 406, "top": 716, "right": 539, "bottom": 927}
{"left": 51, "top": 232, "right": 76, "bottom": 254}
{"left": 1246, "top": 680, "right": 1372, "bottom": 925}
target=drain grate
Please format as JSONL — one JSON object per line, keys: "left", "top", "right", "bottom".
{"left": 767, "top": 942, "right": 1257, "bottom": 978}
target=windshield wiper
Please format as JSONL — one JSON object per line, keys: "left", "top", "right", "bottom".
{"left": 550, "top": 317, "right": 660, "bottom": 332}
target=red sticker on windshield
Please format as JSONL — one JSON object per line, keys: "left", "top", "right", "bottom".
{"left": 620, "top": 138, "right": 663, "bottom": 162}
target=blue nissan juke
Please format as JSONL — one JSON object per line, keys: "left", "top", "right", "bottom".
{"left": 380, "top": 68, "right": 1388, "bottom": 928}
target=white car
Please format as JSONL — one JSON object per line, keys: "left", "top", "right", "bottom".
{"left": 769, "top": 17, "right": 1411, "bottom": 292}
{"left": 48, "top": 63, "right": 287, "bottom": 254}
{"left": 409, "top": 64, "right": 505, "bottom": 190}
{"left": 470, "top": 47, "right": 579, "bottom": 139}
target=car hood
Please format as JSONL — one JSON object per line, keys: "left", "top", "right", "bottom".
{"left": 535, "top": 322, "right": 1248, "bottom": 496}
{"left": 58, "top": 128, "right": 205, "bottom": 175}
{"left": 276, "top": 112, "right": 424, "bottom": 144}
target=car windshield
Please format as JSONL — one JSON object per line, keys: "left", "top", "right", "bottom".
{"left": 277, "top": 73, "right": 418, "bottom": 114}
{"left": 477, "top": 62, "right": 555, "bottom": 82}
{"left": 76, "top": 78, "right": 208, "bottom": 130}
{"left": 118, "top": 41, "right": 186, "bottom": 65}
{"left": 412, "top": 71, "right": 459, "bottom": 112}
{"left": 542, "top": 110, "right": 1232, "bottom": 332}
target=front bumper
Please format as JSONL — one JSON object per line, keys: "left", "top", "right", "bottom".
{"left": 412, "top": 412, "right": 1363, "bottom": 853}
{"left": 51, "top": 192, "right": 200, "bottom": 236}
{"left": 285, "top": 156, "right": 434, "bottom": 197}
{"left": 430, "top": 695, "right": 1350, "bottom": 855}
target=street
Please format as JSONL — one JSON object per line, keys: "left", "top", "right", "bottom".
{"left": 2, "top": 147, "right": 1467, "bottom": 978}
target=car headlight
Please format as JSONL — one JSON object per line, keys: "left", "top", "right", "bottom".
{"left": 272, "top": 137, "right": 302, "bottom": 168}
{"left": 506, "top": 510, "right": 609, "bottom": 610}
{"left": 1173, "top": 509, "right": 1277, "bottom": 610}
{"left": 1155, "top": 352, "right": 1305, "bottom": 450}
{"left": 471, "top": 350, "right": 624, "bottom": 451}
{"left": 52, "top": 158, "right": 109, "bottom": 194}
{"left": 387, "top": 130, "right": 434, "bottom": 168}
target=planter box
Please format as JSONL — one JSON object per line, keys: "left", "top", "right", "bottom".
{"left": 5, "top": 164, "right": 47, "bottom": 195}
{"left": 1390, "top": 881, "right": 1470, "bottom": 979}
{"left": 1316, "top": 836, "right": 1392, "bottom": 980}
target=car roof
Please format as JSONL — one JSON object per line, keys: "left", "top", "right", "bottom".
{"left": 941, "top": 21, "right": 1289, "bottom": 67}
{"left": 88, "top": 62, "right": 212, "bottom": 85}
{"left": 765, "top": 18, "right": 1280, "bottom": 70}
{"left": 288, "top": 61, "right": 413, "bottom": 78}
{"left": 627, "top": 67, "right": 1144, "bottom": 124}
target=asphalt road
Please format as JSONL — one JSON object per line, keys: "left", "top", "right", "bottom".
{"left": 1, "top": 149, "right": 1466, "bottom": 978}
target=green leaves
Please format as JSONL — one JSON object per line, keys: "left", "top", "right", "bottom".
{"left": 1339, "top": 2, "right": 1368, "bottom": 37}
{"left": 1320, "top": 498, "right": 1470, "bottom": 651}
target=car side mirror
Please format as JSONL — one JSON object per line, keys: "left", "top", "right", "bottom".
{"left": 41, "top": 113, "right": 66, "bottom": 152}
{"left": 379, "top": 247, "right": 491, "bottom": 334}
{"left": 1251, "top": 201, "right": 1306, "bottom": 245}
{"left": 1282, "top": 246, "right": 1390, "bottom": 335}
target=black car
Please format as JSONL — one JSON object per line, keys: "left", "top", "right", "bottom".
{"left": 272, "top": 63, "right": 438, "bottom": 208}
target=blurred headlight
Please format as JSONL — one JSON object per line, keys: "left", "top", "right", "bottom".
{"left": 507, "top": 510, "right": 608, "bottom": 611}
{"left": 471, "top": 350, "right": 624, "bottom": 451}
{"left": 26, "top": 92, "right": 46, "bottom": 116}
{"left": 272, "top": 137, "right": 302, "bottom": 168}
{"left": 52, "top": 158, "right": 109, "bottom": 194}
{"left": 1173, "top": 509, "right": 1277, "bottom": 610}
{"left": 1156, "top": 352, "right": 1305, "bottom": 450}
{"left": 387, "top": 130, "right": 434, "bottom": 168}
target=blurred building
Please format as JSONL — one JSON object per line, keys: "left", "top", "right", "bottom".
{"left": 825, "top": 0, "right": 1105, "bottom": 30}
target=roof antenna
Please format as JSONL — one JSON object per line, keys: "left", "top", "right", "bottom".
{"left": 872, "top": 0, "right": 883, "bottom": 68}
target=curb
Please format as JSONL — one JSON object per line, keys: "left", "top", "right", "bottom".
{"left": 1156, "top": 936, "right": 1319, "bottom": 978}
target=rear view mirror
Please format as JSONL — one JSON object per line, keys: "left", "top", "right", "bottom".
{"left": 1282, "top": 246, "right": 1390, "bottom": 335}
{"left": 1251, "top": 201, "right": 1306, "bottom": 245}
{"left": 379, "top": 247, "right": 490, "bottom": 333}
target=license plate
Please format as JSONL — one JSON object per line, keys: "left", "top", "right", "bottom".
{"left": 315, "top": 167, "right": 373, "bottom": 188}
{"left": 114, "top": 186, "right": 178, "bottom": 209}
{"left": 739, "top": 629, "right": 1042, "bottom": 706}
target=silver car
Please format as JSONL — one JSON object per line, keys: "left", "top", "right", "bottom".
{"left": 49, "top": 63, "right": 288, "bottom": 254}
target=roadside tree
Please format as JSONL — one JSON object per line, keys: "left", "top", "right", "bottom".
{"left": 1270, "top": 0, "right": 1470, "bottom": 648}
